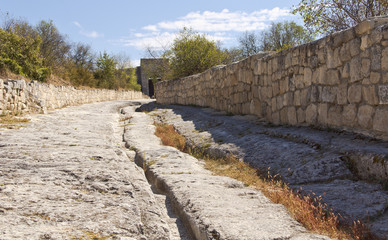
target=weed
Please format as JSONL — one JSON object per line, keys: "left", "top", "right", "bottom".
{"left": 119, "top": 116, "right": 132, "bottom": 122}
{"left": 154, "top": 122, "right": 377, "bottom": 240}
{"left": 0, "top": 113, "right": 30, "bottom": 128}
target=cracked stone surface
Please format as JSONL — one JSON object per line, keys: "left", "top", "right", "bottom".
{"left": 122, "top": 104, "right": 330, "bottom": 240}
{"left": 0, "top": 100, "right": 188, "bottom": 240}
{"left": 138, "top": 102, "right": 388, "bottom": 239}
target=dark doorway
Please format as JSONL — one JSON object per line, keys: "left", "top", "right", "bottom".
{"left": 148, "top": 79, "right": 154, "bottom": 97}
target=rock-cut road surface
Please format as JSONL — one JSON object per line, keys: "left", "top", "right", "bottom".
{"left": 0, "top": 100, "right": 337, "bottom": 239}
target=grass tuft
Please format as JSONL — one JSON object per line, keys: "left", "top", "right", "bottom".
{"left": 154, "top": 122, "right": 378, "bottom": 240}
{"left": 0, "top": 113, "right": 30, "bottom": 128}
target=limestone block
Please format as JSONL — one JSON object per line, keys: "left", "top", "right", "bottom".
{"left": 303, "top": 68, "right": 312, "bottom": 86}
{"left": 333, "top": 28, "right": 355, "bottom": 48}
{"left": 361, "top": 59, "right": 371, "bottom": 78}
{"left": 373, "top": 108, "right": 388, "bottom": 133}
{"left": 339, "top": 43, "right": 351, "bottom": 62}
{"left": 318, "top": 103, "right": 328, "bottom": 124}
{"left": 250, "top": 99, "right": 262, "bottom": 117}
{"left": 277, "top": 95, "right": 283, "bottom": 110}
{"left": 271, "top": 97, "right": 277, "bottom": 112}
{"left": 355, "top": 20, "right": 374, "bottom": 35}
{"left": 360, "top": 35, "right": 369, "bottom": 51}
{"left": 370, "top": 72, "right": 381, "bottom": 84}
{"left": 341, "top": 63, "right": 350, "bottom": 79}
{"left": 342, "top": 104, "right": 357, "bottom": 127}
{"left": 337, "top": 83, "right": 348, "bottom": 105}
{"left": 280, "top": 108, "right": 288, "bottom": 123}
{"left": 362, "top": 86, "right": 378, "bottom": 105}
{"left": 283, "top": 92, "right": 294, "bottom": 107}
{"left": 297, "top": 108, "right": 305, "bottom": 123}
{"left": 326, "top": 70, "right": 340, "bottom": 85}
{"left": 294, "top": 90, "right": 301, "bottom": 106}
{"left": 350, "top": 56, "right": 362, "bottom": 82}
{"left": 370, "top": 45, "right": 381, "bottom": 71}
{"left": 287, "top": 106, "right": 297, "bottom": 125}
{"left": 295, "top": 75, "right": 304, "bottom": 89}
{"left": 349, "top": 38, "right": 361, "bottom": 57}
{"left": 322, "top": 86, "right": 337, "bottom": 103}
{"left": 318, "top": 66, "right": 327, "bottom": 84}
{"left": 279, "top": 79, "right": 289, "bottom": 94}
{"left": 272, "top": 111, "right": 280, "bottom": 124}
{"left": 384, "top": 73, "right": 388, "bottom": 83}
{"left": 382, "top": 47, "right": 388, "bottom": 71}
{"left": 306, "top": 104, "right": 317, "bottom": 124}
{"left": 328, "top": 106, "right": 342, "bottom": 127}
{"left": 348, "top": 84, "right": 362, "bottom": 103}
{"left": 382, "top": 40, "right": 388, "bottom": 47}
{"left": 300, "top": 88, "right": 311, "bottom": 107}
{"left": 358, "top": 105, "right": 375, "bottom": 129}
{"left": 272, "top": 81, "right": 280, "bottom": 96}
{"left": 378, "top": 85, "right": 388, "bottom": 104}
{"left": 0, "top": 79, "right": 3, "bottom": 88}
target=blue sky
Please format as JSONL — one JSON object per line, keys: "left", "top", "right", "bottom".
{"left": 1, "top": 0, "right": 303, "bottom": 66}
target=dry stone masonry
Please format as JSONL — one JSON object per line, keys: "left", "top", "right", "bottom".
{"left": 156, "top": 16, "right": 388, "bottom": 139}
{"left": 0, "top": 79, "right": 146, "bottom": 114}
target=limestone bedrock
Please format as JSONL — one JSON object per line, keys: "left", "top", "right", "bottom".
{"left": 0, "top": 100, "right": 187, "bottom": 240}
{"left": 122, "top": 102, "right": 330, "bottom": 240}
{"left": 137, "top": 101, "right": 388, "bottom": 239}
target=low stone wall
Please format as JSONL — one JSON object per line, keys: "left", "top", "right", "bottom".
{"left": 0, "top": 79, "right": 147, "bottom": 114}
{"left": 156, "top": 17, "right": 388, "bottom": 139}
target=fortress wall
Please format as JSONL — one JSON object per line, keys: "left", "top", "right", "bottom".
{"left": 0, "top": 79, "right": 147, "bottom": 114}
{"left": 155, "top": 17, "right": 388, "bottom": 139}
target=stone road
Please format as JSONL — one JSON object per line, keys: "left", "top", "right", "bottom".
{"left": 2, "top": 100, "right": 386, "bottom": 239}
{"left": 0, "top": 100, "right": 187, "bottom": 240}
{"left": 138, "top": 102, "right": 388, "bottom": 239}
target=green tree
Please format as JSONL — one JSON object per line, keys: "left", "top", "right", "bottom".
{"left": 0, "top": 28, "right": 49, "bottom": 81}
{"left": 260, "top": 21, "right": 314, "bottom": 51}
{"left": 166, "top": 28, "right": 226, "bottom": 79}
{"left": 94, "top": 52, "right": 117, "bottom": 89}
{"left": 292, "top": 0, "right": 388, "bottom": 34}
{"left": 35, "top": 20, "right": 70, "bottom": 72}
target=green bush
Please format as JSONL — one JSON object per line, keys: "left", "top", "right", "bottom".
{"left": 0, "top": 28, "right": 49, "bottom": 81}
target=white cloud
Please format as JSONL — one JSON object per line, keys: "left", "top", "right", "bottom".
{"left": 144, "top": 8, "right": 290, "bottom": 33}
{"left": 73, "top": 21, "right": 104, "bottom": 38}
{"left": 116, "top": 8, "right": 293, "bottom": 55}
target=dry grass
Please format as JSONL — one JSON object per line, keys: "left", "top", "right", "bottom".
{"left": 154, "top": 122, "right": 186, "bottom": 151}
{"left": 0, "top": 113, "right": 30, "bottom": 128}
{"left": 154, "top": 123, "right": 378, "bottom": 240}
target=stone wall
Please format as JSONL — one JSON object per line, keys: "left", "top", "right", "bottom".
{"left": 155, "top": 17, "right": 388, "bottom": 139}
{"left": 0, "top": 79, "right": 147, "bottom": 114}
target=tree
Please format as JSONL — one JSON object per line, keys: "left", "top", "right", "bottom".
{"left": 66, "top": 43, "right": 95, "bottom": 87}
{"left": 260, "top": 21, "right": 314, "bottom": 52}
{"left": 35, "top": 20, "right": 70, "bottom": 72}
{"left": 165, "top": 28, "right": 226, "bottom": 79}
{"left": 238, "top": 31, "right": 261, "bottom": 58}
{"left": 94, "top": 52, "right": 117, "bottom": 88}
{"left": 292, "top": 0, "right": 388, "bottom": 34}
{"left": 0, "top": 27, "right": 49, "bottom": 81}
